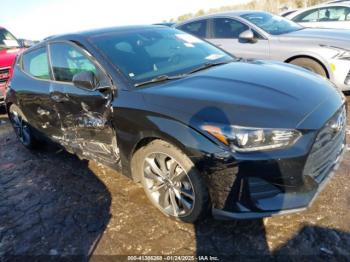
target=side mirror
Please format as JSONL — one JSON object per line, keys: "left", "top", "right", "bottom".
{"left": 72, "top": 71, "right": 98, "bottom": 90}
{"left": 238, "top": 30, "right": 256, "bottom": 43}
{"left": 18, "top": 39, "right": 34, "bottom": 48}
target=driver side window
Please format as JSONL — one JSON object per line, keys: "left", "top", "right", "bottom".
{"left": 49, "top": 42, "right": 99, "bottom": 83}
{"left": 212, "top": 18, "right": 264, "bottom": 39}
{"left": 213, "top": 18, "right": 249, "bottom": 39}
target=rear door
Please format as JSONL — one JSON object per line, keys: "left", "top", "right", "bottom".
{"left": 208, "top": 18, "right": 270, "bottom": 59}
{"left": 47, "top": 41, "right": 120, "bottom": 166}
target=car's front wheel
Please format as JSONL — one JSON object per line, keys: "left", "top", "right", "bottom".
{"left": 8, "top": 104, "right": 38, "bottom": 149}
{"left": 133, "top": 139, "right": 210, "bottom": 223}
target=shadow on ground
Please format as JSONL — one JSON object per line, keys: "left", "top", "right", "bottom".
{"left": 0, "top": 132, "right": 111, "bottom": 258}
{"left": 195, "top": 219, "right": 350, "bottom": 261}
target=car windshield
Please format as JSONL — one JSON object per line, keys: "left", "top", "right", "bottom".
{"left": 241, "top": 12, "right": 303, "bottom": 35}
{"left": 89, "top": 27, "right": 233, "bottom": 85}
{"left": 0, "top": 28, "right": 20, "bottom": 49}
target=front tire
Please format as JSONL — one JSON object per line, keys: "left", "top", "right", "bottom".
{"left": 289, "top": 58, "right": 327, "bottom": 78}
{"left": 133, "top": 139, "right": 210, "bottom": 223}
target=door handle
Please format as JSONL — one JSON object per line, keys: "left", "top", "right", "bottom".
{"left": 50, "top": 93, "right": 69, "bottom": 103}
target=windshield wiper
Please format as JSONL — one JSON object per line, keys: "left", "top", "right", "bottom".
{"left": 134, "top": 60, "right": 234, "bottom": 87}
{"left": 134, "top": 74, "right": 185, "bottom": 87}
{"left": 187, "top": 60, "right": 233, "bottom": 75}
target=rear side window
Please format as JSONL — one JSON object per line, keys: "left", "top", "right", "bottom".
{"left": 293, "top": 9, "right": 319, "bottom": 22}
{"left": 213, "top": 18, "right": 249, "bottom": 38}
{"left": 178, "top": 20, "right": 208, "bottom": 38}
{"left": 22, "top": 47, "right": 50, "bottom": 80}
{"left": 49, "top": 42, "right": 98, "bottom": 82}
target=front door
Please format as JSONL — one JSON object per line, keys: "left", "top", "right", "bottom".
{"left": 48, "top": 41, "right": 120, "bottom": 167}
{"left": 19, "top": 45, "right": 63, "bottom": 139}
{"left": 208, "top": 18, "right": 270, "bottom": 60}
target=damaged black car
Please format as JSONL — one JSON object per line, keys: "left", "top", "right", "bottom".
{"left": 5, "top": 26, "right": 346, "bottom": 222}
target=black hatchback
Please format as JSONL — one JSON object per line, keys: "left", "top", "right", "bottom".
{"left": 5, "top": 26, "right": 346, "bottom": 222}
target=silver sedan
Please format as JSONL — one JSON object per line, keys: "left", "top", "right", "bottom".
{"left": 176, "top": 11, "right": 350, "bottom": 91}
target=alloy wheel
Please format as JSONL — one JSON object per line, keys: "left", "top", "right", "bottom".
{"left": 143, "top": 152, "right": 195, "bottom": 217}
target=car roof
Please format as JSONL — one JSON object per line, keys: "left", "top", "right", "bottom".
{"left": 299, "top": 2, "right": 350, "bottom": 9}
{"left": 176, "top": 10, "right": 269, "bottom": 25}
{"left": 45, "top": 25, "right": 169, "bottom": 41}
{"left": 325, "top": 0, "right": 350, "bottom": 4}
{"left": 317, "top": 2, "right": 350, "bottom": 7}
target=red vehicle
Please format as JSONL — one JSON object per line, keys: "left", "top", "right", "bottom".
{"left": 0, "top": 27, "right": 24, "bottom": 105}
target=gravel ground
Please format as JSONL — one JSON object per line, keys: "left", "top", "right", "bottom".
{"left": 0, "top": 103, "right": 350, "bottom": 261}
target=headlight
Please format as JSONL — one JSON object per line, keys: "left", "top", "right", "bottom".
{"left": 201, "top": 124, "right": 301, "bottom": 152}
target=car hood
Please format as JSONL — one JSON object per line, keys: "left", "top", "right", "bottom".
{"left": 282, "top": 28, "right": 350, "bottom": 46}
{"left": 0, "top": 47, "right": 23, "bottom": 68}
{"left": 139, "top": 60, "right": 343, "bottom": 130}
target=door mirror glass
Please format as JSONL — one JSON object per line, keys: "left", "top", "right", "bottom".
{"left": 239, "top": 29, "right": 255, "bottom": 43}
{"left": 72, "top": 71, "right": 98, "bottom": 90}
{"left": 18, "top": 39, "right": 34, "bottom": 48}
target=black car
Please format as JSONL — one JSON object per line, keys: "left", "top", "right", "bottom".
{"left": 5, "top": 26, "right": 346, "bottom": 222}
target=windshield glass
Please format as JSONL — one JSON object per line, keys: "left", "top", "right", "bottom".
{"left": 241, "top": 12, "right": 303, "bottom": 35}
{"left": 0, "top": 28, "right": 20, "bottom": 49}
{"left": 89, "top": 28, "right": 233, "bottom": 85}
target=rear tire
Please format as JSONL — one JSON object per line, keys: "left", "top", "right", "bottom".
{"left": 289, "top": 58, "right": 327, "bottom": 78}
{"left": 132, "top": 139, "right": 211, "bottom": 223}
{"left": 8, "top": 104, "right": 39, "bottom": 149}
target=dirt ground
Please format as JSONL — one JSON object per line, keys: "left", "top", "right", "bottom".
{"left": 0, "top": 101, "right": 350, "bottom": 261}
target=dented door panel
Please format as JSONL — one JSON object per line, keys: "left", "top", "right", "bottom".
{"left": 49, "top": 81, "right": 121, "bottom": 168}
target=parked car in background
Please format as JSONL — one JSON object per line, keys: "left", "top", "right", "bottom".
{"left": 0, "top": 26, "right": 25, "bottom": 106}
{"left": 280, "top": 9, "right": 298, "bottom": 17}
{"left": 6, "top": 26, "right": 346, "bottom": 222}
{"left": 325, "top": 0, "right": 350, "bottom": 4}
{"left": 285, "top": 3, "right": 350, "bottom": 29}
{"left": 176, "top": 11, "right": 350, "bottom": 91}
{"left": 153, "top": 22, "right": 176, "bottom": 27}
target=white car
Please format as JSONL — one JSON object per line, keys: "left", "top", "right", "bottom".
{"left": 176, "top": 11, "right": 350, "bottom": 91}
{"left": 285, "top": 3, "right": 350, "bottom": 29}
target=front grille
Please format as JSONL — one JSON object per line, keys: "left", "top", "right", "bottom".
{"left": 303, "top": 107, "right": 346, "bottom": 183}
{"left": 345, "top": 70, "right": 350, "bottom": 86}
{"left": 0, "top": 67, "right": 10, "bottom": 98}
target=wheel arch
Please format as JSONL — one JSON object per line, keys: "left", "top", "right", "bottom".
{"left": 116, "top": 116, "right": 223, "bottom": 181}
{"left": 284, "top": 55, "right": 330, "bottom": 79}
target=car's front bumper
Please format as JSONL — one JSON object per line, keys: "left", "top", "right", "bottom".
{"left": 199, "top": 106, "right": 346, "bottom": 220}
{"left": 212, "top": 141, "right": 345, "bottom": 220}
{"left": 0, "top": 83, "right": 5, "bottom": 106}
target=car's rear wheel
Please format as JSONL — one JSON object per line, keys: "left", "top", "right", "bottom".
{"left": 133, "top": 139, "right": 210, "bottom": 223}
{"left": 8, "top": 104, "right": 37, "bottom": 149}
{"left": 289, "top": 58, "right": 327, "bottom": 78}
